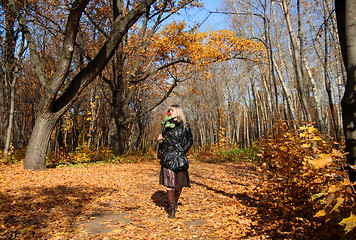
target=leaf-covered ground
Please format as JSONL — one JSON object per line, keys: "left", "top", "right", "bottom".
{"left": 1, "top": 158, "right": 321, "bottom": 239}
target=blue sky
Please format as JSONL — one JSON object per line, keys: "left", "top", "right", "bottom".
{"left": 171, "top": 0, "right": 228, "bottom": 31}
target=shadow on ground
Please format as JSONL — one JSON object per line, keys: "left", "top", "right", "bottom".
{"left": 190, "top": 162, "right": 322, "bottom": 240}
{"left": 1, "top": 185, "right": 112, "bottom": 239}
{"left": 151, "top": 190, "right": 170, "bottom": 216}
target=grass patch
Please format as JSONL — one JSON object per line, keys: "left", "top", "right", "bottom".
{"left": 195, "top": 145, "right": 259, "bottom": 163}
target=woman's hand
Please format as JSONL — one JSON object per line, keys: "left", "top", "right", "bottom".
{"left": 157, "top": 134, "right": 163, "bottom": 142}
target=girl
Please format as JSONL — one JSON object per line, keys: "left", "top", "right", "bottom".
{"left": 157, "top": 105, "right": 193, "bottom": 218}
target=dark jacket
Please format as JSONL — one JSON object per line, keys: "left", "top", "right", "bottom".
{"left": 159, "top": 120, "right": 193, "bottom": 168}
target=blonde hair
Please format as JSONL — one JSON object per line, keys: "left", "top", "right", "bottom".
{"left": 168, "top": 105, "right": 187, "bottom": 126}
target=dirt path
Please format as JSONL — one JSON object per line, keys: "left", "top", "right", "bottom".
{"left": 76, "top": 159, "right": 264, "bottom": 239}
{"left": 1, "top": 159, "right": 268, "bottom": 239}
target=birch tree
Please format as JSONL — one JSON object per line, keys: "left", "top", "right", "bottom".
{"left": 223, "top": 0, "right": 343, "bottom": 138}
{"left": 1, "top": 2, "right": 26, "bottom": 159}
{"left": 2, "top": 3, "right": 17, "bottom": 159}
{"left": 279, "top": 0, "right": 315, "bottom": 124}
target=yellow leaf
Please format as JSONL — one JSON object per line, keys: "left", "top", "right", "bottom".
{"left": 343, "top": 178, "right": 351, "bottom": 185}
{"left": 323, "top": 194, "right": 336, "bottom": 207}
{"left": 339, "top": 212, "right": 356, "bottom": 234}
{"left": 309, "top": 154, "right": 333, "bottom": 168}
{"left": 314, "top": 210, "right": 327, "bottom": 218}
{"left": 328, "top": 185, "right": 339, "bottom": 193}
{"left": 330, "top": 197, "right": 344, "bottom": 213}
{"left": 312, "top": 136, "right": 323, "bottom": 141}
{"left": 301, "top": 143, "right": 310, "bottom": 148}
{"left": 332, "top": 149, "right": 344, "bottom": 158}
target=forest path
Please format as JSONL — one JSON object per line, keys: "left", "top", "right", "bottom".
{"left": 1, "top": 159, "right": 272, "bottom": 239}
{"left": 77, "top": 158, "right": 265, "bottom": 239}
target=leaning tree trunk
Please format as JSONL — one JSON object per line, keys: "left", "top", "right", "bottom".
{"left": 24, "top": 112, "right": 58, "bottom": 169}
{"left": 335, "top": 0, "right": 356, "bottom": 182}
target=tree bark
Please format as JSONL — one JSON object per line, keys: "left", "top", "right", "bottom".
{"left": 24, "top": 113, "right": 58, "bottom": 170}
{"left": 110, "top": 84, "right": 130, "bottom": 155}
{"left": 335, "top": 0, "right": 356, "bottom": 181}
{"left": 302, "top": 54, "right": 326, "bottom": 132}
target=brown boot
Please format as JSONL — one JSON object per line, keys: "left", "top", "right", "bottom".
{"left": 167, "top": 189, "right": 176, "bottom": 218}
{"left": 175, "top": 188, "right": 182, "bottom": 209}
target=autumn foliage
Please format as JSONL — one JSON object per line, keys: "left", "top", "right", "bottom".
{"left": 257, "top": 120, "right": 356, "bottom": 238}
{"left": 153, "top": 21, "right": 265, "bottom": 66}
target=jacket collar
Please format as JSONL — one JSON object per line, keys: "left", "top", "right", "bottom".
{"left": 169, "top": 119, "right": 182, "bottom": 127}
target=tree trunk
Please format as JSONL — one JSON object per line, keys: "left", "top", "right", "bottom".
{"left": 87, "top": 85, "right": 99, "bottom": 149}
{"left": 302, "top": 54, "right": 326, "bottom": 132}
{"left": 250, "top": 76, "right": 260, "bottom": 139}
{"left": 2, "top": 3, "right": 17, "bottom": 159}
{"left": 323, "top": 1, "right": 340, "bottom": 141}
{"left": 109, "top": 120, "right": 127, "bottom": 155}
{"left": 335, "top": 0, "right": 356, "bottom": 181}
{"left": 270, "top": 1, "right": 297, "bottom": 122}
{"left": 110, "top": 81, "right": 130, "bottom": 154}
{"left": 280, "top": 0, "right": 312, "bottom": 122}
{"left": 273, "top": 60, "right": 297, "bottom": 121}
{"left": 3, "top": 76, "right": 16, "bottom": 159}
{"left": 24, "top": 112, "right": 58, "bottom": 170}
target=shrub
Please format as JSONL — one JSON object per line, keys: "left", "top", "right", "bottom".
{"left": 117, "top": 147, "right": 156, "bottom": 164}
{"left": 257, "top": 120, "right": 355, "bottom": 237}
{"left": 0, "top": 146, "right": 26, "bottom": 166}
{"left": 46, "top": 144, "right": 157, "bottom": 167}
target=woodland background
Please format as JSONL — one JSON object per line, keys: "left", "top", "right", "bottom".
{"left": 0, "top": 0, "right": 345, "bottom": 162}
{"left": 0, "top": 0, "right": 356, "bottom": 238}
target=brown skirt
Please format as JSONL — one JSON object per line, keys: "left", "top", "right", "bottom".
{"left": 159, "top": 166, "right": 191, "bottom": 189}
